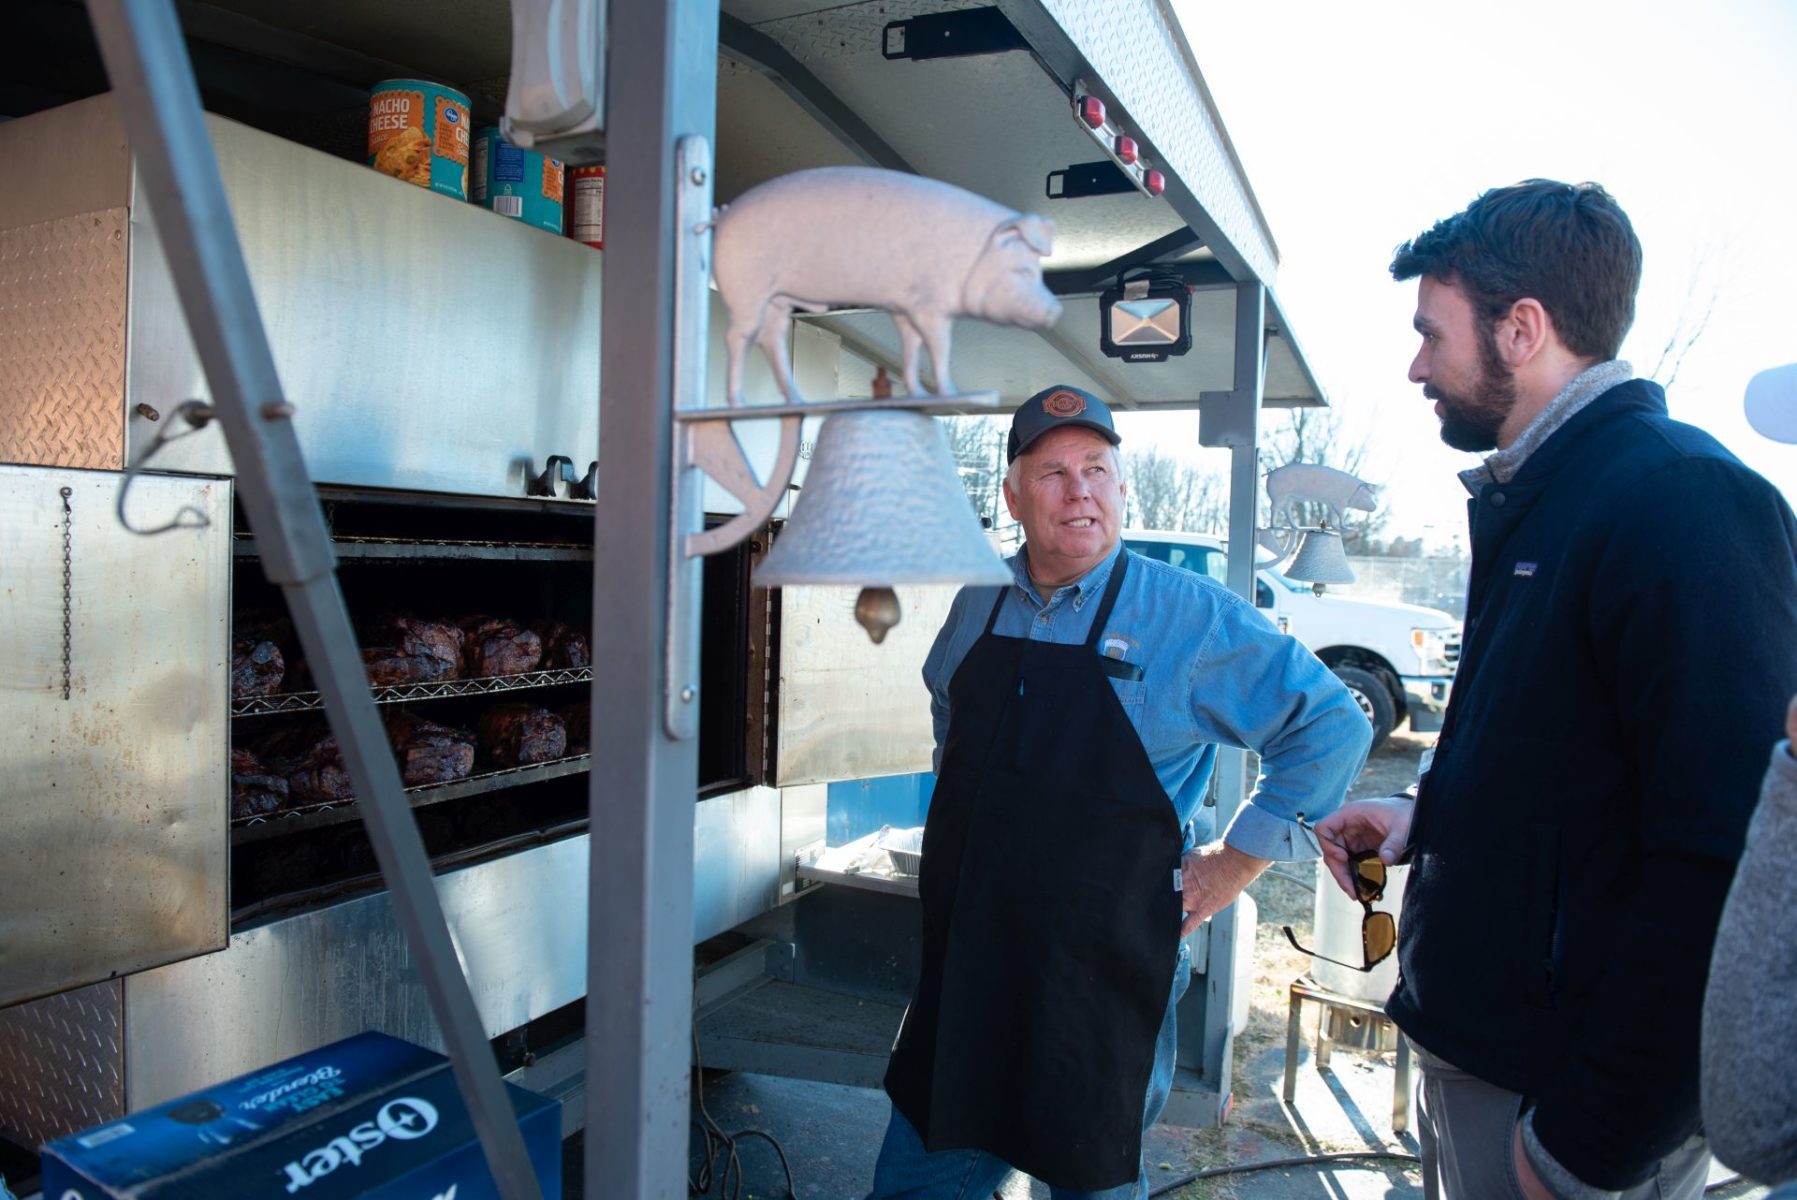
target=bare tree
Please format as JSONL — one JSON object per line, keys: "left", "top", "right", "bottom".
{"left": 1262, "top": 406, "right": 1389, "bottom": 553}
{"left": 939, "top": 415, "right": 1009, "bottom": 535}
{"left": 1122, "top": 447, "right": 1227, "bottom": 533}
{"left": 1647, "top": 242, "right": 1726, "bottom": 390}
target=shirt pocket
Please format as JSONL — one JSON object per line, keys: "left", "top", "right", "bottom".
{"left": 1109, "top": 677, "right": 1146, "bottom": 709}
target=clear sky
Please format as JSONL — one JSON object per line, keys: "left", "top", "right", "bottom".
{"left": 1139, "top": 0, "right": 1797, "bottom": 547}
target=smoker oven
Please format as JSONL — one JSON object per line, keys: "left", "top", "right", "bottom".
{"left": 226, "top": 486, "right": 764, "bottom": 916}
{"left": 0, "top": 476, "right": 774, "bottom": 1151}
{"left": 0, "top": 93, "right": 946, "bottom": 1156}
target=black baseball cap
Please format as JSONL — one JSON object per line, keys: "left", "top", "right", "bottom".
{"left": 1007, "top": 385, "right": 1122, "bottom": 463}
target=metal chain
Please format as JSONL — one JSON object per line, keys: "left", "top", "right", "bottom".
{"left": 59, "top": 486, "right": 73, "bottom": 700}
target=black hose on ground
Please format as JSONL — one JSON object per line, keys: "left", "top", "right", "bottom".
{"left": 1147, "top": 1152, "right": 1742, "bottom": 1197}
{"left": 1148, "top": 1150, "right": 1420, "bottom": 1195}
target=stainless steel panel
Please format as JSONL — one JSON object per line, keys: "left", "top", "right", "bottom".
{"left": 0, "top": 95, "right": 132, "bottom": 235}
{"left": 0, "top": 466, "right": 229, "bottom": 1006}
{"left": 693, "top": 787, "right": 783, "bottom": 942}
{"left": 774, "top": 584, "right": 951, "bottom": 785}
{"left": 123, "top": 834, "right": 591, "bottom": 1109}
{"left": 123, "top": 787, "right": 784, "bottom": 1107}
{"left": 778, "top": 782, "right": 827, "bottom": 901}
{"left": 0, "top": 982, "right": 124, "bottom": 1146}
{"left": 125, "top": 114, "right": 603, "bottom": 499}
{"left": 0, "top": 210, "right": 129, "bottom": 470}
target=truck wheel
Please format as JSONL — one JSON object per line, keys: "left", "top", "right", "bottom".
{"left": 1334, "top": 666, "right": 1396, "bottom": 752}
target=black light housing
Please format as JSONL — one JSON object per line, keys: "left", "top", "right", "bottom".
{"left": 1099, "top": 272, "right": 1192, "bottom": 363}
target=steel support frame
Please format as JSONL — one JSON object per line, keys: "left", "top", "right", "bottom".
{"left": 584, "top": 0, "right": 719, "bottom": 1196}
{"left": 1043, "top": 228, "right": 1217, "bottom": 297}
{"left": 718, "top": 13, "right": 916, "bottom": 174}
{"left": 1170, "top": 280, "right": 1267, "bottom": 1124}
{"left": 81, "top": 1, "right": 544, "bottom": 1195}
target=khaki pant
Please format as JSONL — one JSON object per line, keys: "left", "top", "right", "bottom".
{"left": 1415, "top": 1049, "right": 1711, "bottom": 1199}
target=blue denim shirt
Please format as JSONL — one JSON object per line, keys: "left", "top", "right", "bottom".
{"left": 922, "top": 543, "right": 1371, "bottom": 861}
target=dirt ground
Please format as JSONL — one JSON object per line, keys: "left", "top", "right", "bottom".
{"left": 1144, "top": 730, "right": 1431, "bottom": 1199}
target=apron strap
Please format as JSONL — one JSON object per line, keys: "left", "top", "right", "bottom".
{"left": 1083, "top": 550, "right": 1131, "bottom": 648}
{"left": 981, "top": 583, "right": 1009, "bottom": 636}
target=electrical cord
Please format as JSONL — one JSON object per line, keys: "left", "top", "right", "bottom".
{"left": 117, "top": 399, "right": 216, "bottom": 534}
{"left": 687, "top": 1008, "right": 798, "bottom": 1200}
{"left": 1147, "top": 1150, "right": 1419, "bottom": 1194}
{"left": 1146, "top": 1152, "right": 1741, "bottom": 1196}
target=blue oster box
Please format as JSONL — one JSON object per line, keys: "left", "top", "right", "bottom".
{"left": 41, "top": 1032, "right": 560, "bottom": 1200}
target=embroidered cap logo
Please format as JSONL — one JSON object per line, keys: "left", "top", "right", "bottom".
{"left": 1043, "top": 389, "right": 1086, "bottom": 418}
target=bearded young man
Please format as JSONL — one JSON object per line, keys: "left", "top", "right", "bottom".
{"left": 1316, "top": 181, "right": 1797, "bottom": 1198}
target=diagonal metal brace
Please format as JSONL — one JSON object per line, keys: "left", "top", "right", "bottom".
{"left": 82, "top": 2, "right": 544, "bottom": 1197}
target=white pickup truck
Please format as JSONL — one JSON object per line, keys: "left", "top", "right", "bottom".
{"left": 1123, "top": 530, "right": 1460, "bottom": 750}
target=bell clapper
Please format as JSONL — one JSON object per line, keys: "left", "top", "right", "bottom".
{"left": 855, "top": 587, "right": 902, "bottom": 644}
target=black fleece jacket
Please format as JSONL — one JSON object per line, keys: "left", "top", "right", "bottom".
{"left": 1386, "top": 379, "right": 1797, "bottom": 1188}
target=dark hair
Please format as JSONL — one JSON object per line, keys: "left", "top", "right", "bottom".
{"left": 1390, "top": 180, "right": 1642, "bottom": 362}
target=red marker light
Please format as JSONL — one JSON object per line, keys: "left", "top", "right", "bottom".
{"left": 1114, "top": 136, "right": 1138, "bottom": 164}
{"left": 1077, "top": 95, "right": 1106, "bottom": 130}
{"left": 1143, "top": 169, "right": 1166, "bottom": 197}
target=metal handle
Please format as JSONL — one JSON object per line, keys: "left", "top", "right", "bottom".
{"left": 528, "top": 454, "right": 576, "bottom": 497}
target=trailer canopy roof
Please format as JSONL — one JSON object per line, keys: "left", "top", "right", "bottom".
{"left": 9, "top": 0, "right": 1326, "bottom": 410}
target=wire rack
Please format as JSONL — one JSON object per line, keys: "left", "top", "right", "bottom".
{"left": 232, "top": 666, "right": 595, "bottom": 716}
{"left": 230, "top": 753, "right": 593, "bottom": 843}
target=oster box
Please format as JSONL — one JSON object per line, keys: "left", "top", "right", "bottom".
{"left": 41, "top": 1032, "right": 560, "bottom": 1200}
{"left": 368, "top": 79, "right": 473, "bottom": 201}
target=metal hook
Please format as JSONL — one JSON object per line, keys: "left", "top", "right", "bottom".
{"left": 117, "top": 399, "right": 217, "bottom": 535}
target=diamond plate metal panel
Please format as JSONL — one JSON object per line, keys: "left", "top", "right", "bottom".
{"left": 0, "top": 209, "right": 127, "bottom": 470}
{"left": 0, "top": 982, "right": 125, "bottom": 1146}
{"left": 752, "top": 0, "right": 1276, "bottom": 285}
{"left": 1038, "top": 0, "right": 1277, "bottom": 282}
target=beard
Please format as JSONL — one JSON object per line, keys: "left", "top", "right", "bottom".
{"left": 1427, "top": 328, "right": 1516, "bottom": 452}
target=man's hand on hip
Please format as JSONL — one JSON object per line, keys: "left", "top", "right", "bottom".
{"left": 1312, "top": 796, "right": 1415, "bottom": 899}
{"left": 1180, "top": 842, "right": 1270, "bottom": 937}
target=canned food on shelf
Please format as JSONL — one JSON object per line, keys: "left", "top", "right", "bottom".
{"left": 569, "top": 164, "right": 605, "bottom": 249}
{"left": 366, "top": 78, "right": 471, "bottom": 201}
{"left": 471, "top": 127, "right": 565, "bottom": 234}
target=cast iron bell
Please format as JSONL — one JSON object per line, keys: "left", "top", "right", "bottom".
{"left": 756, "top": 409, "right": 1011, "bottom": 642}
{"left": 1285, "top": 529, "right": 1355, "bottom": 596}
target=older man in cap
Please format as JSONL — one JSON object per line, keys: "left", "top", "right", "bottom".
{"left": 869, "top": 385, "right": 1373, "bottom": 1199}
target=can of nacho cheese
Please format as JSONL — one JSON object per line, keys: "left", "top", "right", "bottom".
{"left": 367, "top": 79, "right": 471, "bottom": 201}
{"left": 568, "top": 165, "right": 605, "bottom": 249}
{"left": 471, "top": 127, "right": 565, "bottom": 234}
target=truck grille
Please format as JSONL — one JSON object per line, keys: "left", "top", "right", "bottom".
{"left": 1443, "top": 637, "right": 1461, "bottom": 667}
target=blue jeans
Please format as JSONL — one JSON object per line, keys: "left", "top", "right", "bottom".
{"left": 868, "top": 943, "right": 1191, "bottom": 1200}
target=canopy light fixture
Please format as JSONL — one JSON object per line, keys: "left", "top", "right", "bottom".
{"left": 1066, "top": 80, "right": 1163, "bottom": 199}
{"left": 1099, "top": 271, "right": 1191, "bottom": 363}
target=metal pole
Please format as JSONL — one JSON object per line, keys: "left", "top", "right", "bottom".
{"left": 82, "top": 3, "right": 543, "bottom": 1196}
{"left": 1189, "top": 279, "right": 1266, "bottom": 1122}
{"left": 584, "top": 0, "right": 717, "bottom": 1195}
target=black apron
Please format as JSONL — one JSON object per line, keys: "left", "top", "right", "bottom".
{"left": 884, "top": 552, "right": 1183, "bottom": 1191}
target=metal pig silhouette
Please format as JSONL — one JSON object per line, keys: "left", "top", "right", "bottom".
{"left": 1265, "top": 463, "right": 1379, "bottom": 531}
{"left": 712, "top": 167, "right": 1063, "bottom": 404}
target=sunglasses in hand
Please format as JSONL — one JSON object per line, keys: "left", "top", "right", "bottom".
{"left": 1283, "top": 851, "right": 1396, "bottom": 973}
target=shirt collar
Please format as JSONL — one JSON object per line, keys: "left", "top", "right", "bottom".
{"left": 1460, "top": 359, "right": 1633, "bottom": 494}
{"left": 1010, "top": 541, "right": 1124, "bottom": 612}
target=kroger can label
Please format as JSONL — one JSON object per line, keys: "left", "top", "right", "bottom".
{"left": 471, "top": 128, "right": 565, "bottom": 234}
{"left": 367, "top": 79, "right": 471, "bottom": 201}
{"left": 569, "top": 165, "right": 605, "bottom": 249}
